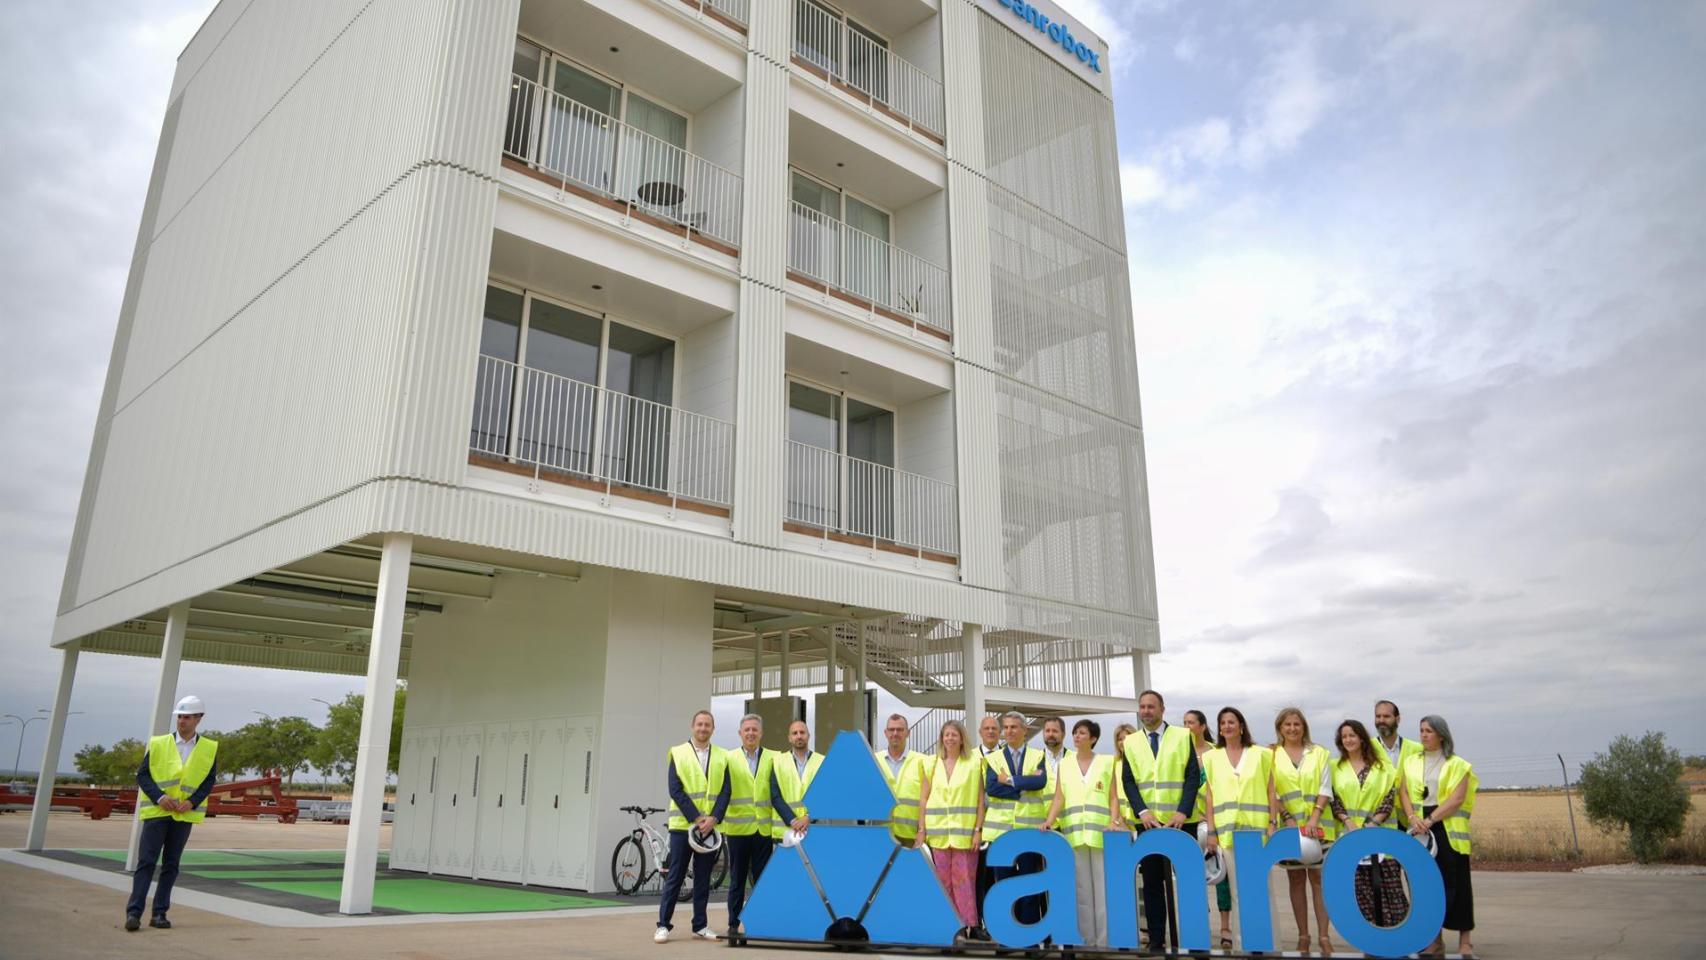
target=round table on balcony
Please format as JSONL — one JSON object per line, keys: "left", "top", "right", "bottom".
{"left": 637, "top": 181, "right": 685, "bottom": 210}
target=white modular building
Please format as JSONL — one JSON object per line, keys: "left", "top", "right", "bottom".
{"left": 30, "top": 0, "right": 1156, "bottom": 912}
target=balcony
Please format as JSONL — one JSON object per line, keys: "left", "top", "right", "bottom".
{"left": 668, "top": 0, "right": 749, "bottom": 31}
{"left": 785, "top": 440, "right": 958, "bottom": 560}
{"left": 792, "top": 0, "right": 945, "bottom": 143}
{"left": 470, "top": 355, "right": 735, "bottom": 515}
{"left": 501, "top": 73, "right": 744, "bottom": 254}
{"left": 787, "top": 201, "right": 950, "bottom": 341}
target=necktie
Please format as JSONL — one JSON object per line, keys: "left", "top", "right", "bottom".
{"left": 1149, "top": 730, "right": 1160, "bottom": 756}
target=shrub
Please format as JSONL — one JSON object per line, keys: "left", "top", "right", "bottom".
{"left": 1578, "top": 732, "right": 1692, "bottom": 863}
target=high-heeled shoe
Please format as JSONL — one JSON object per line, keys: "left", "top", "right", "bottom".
{"left": 1297, "top": 934, "right": 1312, "bottom": 954}
{"left": 1320, "top": 935, "right": 1335, "bottom": 956}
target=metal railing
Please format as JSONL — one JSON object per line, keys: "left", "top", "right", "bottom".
{"left": 674, "top": 0, "right": 749, "bottom": 27}
{"left": 471, "top": 354, "right": 735, "bottom": 510}
{"left": 792, "top": 0, "right": 945, "bottom": 138}
{"left": 788, "top": 201, "right": 951, "bottom": 336}
{"left": 785, "top": 440, "right": 958, "bottom": 555}
{"left": 503, "top": 73, "right": 743, "bottom": 249}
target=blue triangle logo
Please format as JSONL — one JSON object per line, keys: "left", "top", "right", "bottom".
{"left": 800, "top": 730, "right": 896, "bottom": 821}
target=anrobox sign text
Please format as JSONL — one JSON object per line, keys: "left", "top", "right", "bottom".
{"left": 995, "top": 0, "right": 1103, "bottom": 73}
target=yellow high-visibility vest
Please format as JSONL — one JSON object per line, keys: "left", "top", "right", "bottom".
{"left": 875, "top": 748, "right": 928, "bottom": 842}
{"left": 1121, "top": 724, "right": 1194, "bottom": 816}
{"left": 983, "top": 745, "right": 1048, "bottom": 839}
{"left": 922, "top": 754, "right": 982, "bottom": 850}
{"left": 1328, "top": 756, "right": 1398, "bottom": 830}
{"left": 1273, "top": 742, "right": 1336, "bottom": 841}
{"left": 723, "top": 747, "right": 778, "bottom": 837}
{"left": 1384, "top": 736, "right": 1425, "bottom": 824}
{"left": 1056, "top": 753, "right": 1115, "bottom": 849}
{"left": 1203, "top": 744, "right": 1274, "bottom": 846}
{"left": 770, "top": 750, "right": 823, "bottom": 839}
{"left": 666, "top": 742, "right": 728, "bottom": 832}
{"left": 1401, "top": 753, "right": 1479, "bottom": 855}
{"left": 137, "top": 734, "right": 219, "bottom": 823}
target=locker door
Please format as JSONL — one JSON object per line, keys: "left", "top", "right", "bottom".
{"left": 427, "top": 728, "right": 463, "bottom": 875}
{"left": 391, "top": 727, "right": 439, "bottom": 871}
{"left": 475, "top": 722, "right": 512, "bottom": 880}
{"left": 495, "top": 721, "right": 532, "bottom": 884}
{"left": 525, "top": 718, "right": 568, "bottom": 887}
{"left": 434, "top": 726, "right": 483, "bottom": 877}
{"left": 557, "top": 717, "right": 597, "bottom": 889}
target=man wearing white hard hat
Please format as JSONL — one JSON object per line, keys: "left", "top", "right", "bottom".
{"left": 126, "top": 695, "right": 219, "bottom": 932}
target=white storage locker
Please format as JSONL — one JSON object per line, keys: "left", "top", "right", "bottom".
{"left": 428, "top": 725, "right": 482, "bottom": 877}
{"left": 558, "top": 717, "right": 598, "bottom": 889}
{"left": 390, "top": 726, "right": 440, "bottom": 871}
{"left": 475, "top": 721, "right": 530, "bottom": 883}
{"left": 523, "top": 718, "right": 570, "bottom": 886}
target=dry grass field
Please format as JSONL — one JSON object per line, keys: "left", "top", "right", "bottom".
{"left": 1473, "top": 786, "right": 1706, "bottom": 865}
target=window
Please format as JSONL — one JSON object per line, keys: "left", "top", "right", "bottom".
{"left": 785, "top": 380, "right": 895, "bottom": 535}
{"left": 788, "top": 171, "right": 892, "bottom": 302}
{"left": 473, "top": 283, "right": 678, "bottom": 492}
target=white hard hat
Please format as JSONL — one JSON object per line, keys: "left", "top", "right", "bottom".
{"left": 1197, "top": 821, "right": 1213, "bottom": 849}
{"left": 1420, "top": 828, "right": 1439, "bottom": 858}
{"left": 687, "top": 825, "right": 723, "bottom": 855}
{"left": 780, "top": 828, "right": 806, "bottom": 849}
{"left": 173, "top": 695, "right": 205, "bottom": 716}
{"left": 1298, "top": 835, "right": 1324, "bottom": 866}
{"left": 1203, "top": 847, "right": 1227, "bottom": 886}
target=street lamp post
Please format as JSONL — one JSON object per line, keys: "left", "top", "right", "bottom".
{"left": 6, "top": 710, "right": 80, "bottom": 780}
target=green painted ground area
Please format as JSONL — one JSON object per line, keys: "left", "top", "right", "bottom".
{"left": 76, "top": 849, "right": 282, "bottom": 866}
{"left": 239, "top": 877, "right": 618, "bottom": 913}
{"left": 183, "top": 867, "right": 348, "bottom": 879}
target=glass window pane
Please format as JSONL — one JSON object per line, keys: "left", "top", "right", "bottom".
{"left": 844, "top": 196, "right": 889, "bottom": 240}
{"left": 471, "top": 285, "right": 524, "bottom": 458}
{"left": 480, "top": 286, "right": 523, "bottom": 361}
{"left": 605, "top": 322, "right": 675, "bottom": 403}
{"left": 620, "top": 95, "right": 689, "bottom": 212}
{"left": 516, "top": 299, "right": 601, "bottom": 475}
{"left": 552, "top": 60, "right": 618, "bottom": 114}
{"left": 524, "top": 300, "right": 602, "bottom": 384}
{"left": 506, "top": 40, "right": 546, "bottom": 159}
{"left": 846, "top": 398, "right": 894, "bottom": 465}
{"left": 543, "top": 61, "right": 619, "bottom": 191}
{"left": 788, "top": 382, "right": 840, "bottom": 449}
{"left": 791, "top": 172, "right": 840, "bottom": 219}
{"left": 603, "top": 322, "right": 676, "bottom": 492}
{"left": 624, "top": 94, "right": 687, "bottom": 149}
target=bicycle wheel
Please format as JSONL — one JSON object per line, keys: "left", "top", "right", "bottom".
{"left": 709, "top": 845, "right": 728, "bottom": 891}
{"left": 611, "top": 834, "right": 647, "bottom": 896}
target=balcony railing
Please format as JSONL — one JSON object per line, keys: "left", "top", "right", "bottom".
{"left": 792, "top": 0, "right": 946, "bottom": 139}
{"left": 503, "top": 73, "right": 743, "bottom": 249}
{"left": 785, "top": 440, "right": 958, "bottom": 557}
{"left": 673, "top": 0, "right": 749, "bottom": 28}
{"left": 471, "top": 355, "right": 735, "bottom": 511}
{"left": 787, "top": 201, "right": 951, "bottom": 338}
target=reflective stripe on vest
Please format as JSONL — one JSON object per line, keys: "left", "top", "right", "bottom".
{"left": 1121, "top": 725, "right": 1194, "bottom": 815}
{"left": 137, "top": 734, "right": 219, "bottom": 823}
{"left": 1057, "top": 753, "right": 1114, "bottom": 849}
{"left": 1273, "top": 743, "right": 1336, "bottom": 841}
{"left": 1402, "top": 753, "right": 1478, "bottom": 855}
{"left": 982, "top": 746, "right": 1047, "bottom": 839}
{"left": 770, "top": 751, "right": 822, "bottom": 838}
{"left": 922, "top": 754, "right": 982, "bottom": 850}
{"left": 1329, "top": 757, "right": 1398, "bottom": 831}
{"left": 876, "top": 749, "right": 927, "bottom": 840}
{"left": 666, "top": 742, "right": 728, "bottom": 832}
{"left": 1204, "top": 744, "right": 1274, "bottom": 845}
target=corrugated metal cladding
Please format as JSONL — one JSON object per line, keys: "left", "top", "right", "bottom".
{"left": 65, "top": 0, "right": 513, "bottom": 611}
{"left": 79, "top": 628, "right": 393, "bottom": 678}
{"left": 974, "top": 10, "right": 1124, "bottom": 254}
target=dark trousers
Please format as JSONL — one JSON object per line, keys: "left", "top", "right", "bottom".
{"left": 1426, "top": 805, "right": 1474, "bottom": 931}
{"left": 1137, "top": 826, "right": 1173, "bottom": 948}
{"left": 128, "top": 817, "right": 194, "bottom": 918}
{"left": 725, "top": 832, "right": 773, "bottom": 929}
{"left": 975, "top": 845, "right": 995, "bottom": 922}
{"left": 991, "top": 851, "right": 1046, "bottom": 926}
{"left": 658, "top": 829, "right": 718, "bottom": 932}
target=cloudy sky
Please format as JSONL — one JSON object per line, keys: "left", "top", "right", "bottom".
{"left": 2, "top": 1, "right": 1703, "bottom": 787}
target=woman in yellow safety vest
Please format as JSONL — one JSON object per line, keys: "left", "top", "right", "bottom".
{"left": 1398, "top": 715, "right": 1478, "bottom": 958}
{"left": 1043, "top": 719, "right": 1115, "bottom": 946}
{"left": 1271, "top": 707, "right": 1335, "bottom": 956}
{"left": 916, "top": 719, "right": 986, "bottom": 942}
{"left": 1183, "top": 709, "right": 1232, "bottom": 948}
{"left": 1311, "top": 719, "right": 1405, "bottom": 929}
{"left": 1201, "top": 706, "right": 1278, "bottom": 953}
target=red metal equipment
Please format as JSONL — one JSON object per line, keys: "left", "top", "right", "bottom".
{"left": 1, "top": 770, "right": 301, "bottom": 823}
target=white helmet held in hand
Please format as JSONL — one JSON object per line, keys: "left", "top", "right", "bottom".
{"left": 687, "top": 825, "right": 723, "bottom": 855}
{"left": 1203, "top": 846, "right": 1227, "bottom": 886}
{"left": 1297, "top": 835, "right": 1324, "bottom": 866}
{"left": 1420, "top": 828, "right": 1439, "bottom": 858}
{"left": 1197, "top": 821, "right": 1212, "bottom": 849}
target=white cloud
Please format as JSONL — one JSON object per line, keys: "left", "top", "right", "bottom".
{"left": 1237, "top": 24, "right": 1338, "bottom": 168}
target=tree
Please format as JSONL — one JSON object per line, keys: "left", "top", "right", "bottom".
{"left": 1578, "top": 731, "right": 1692, "bottom": 863}
{"left": 268, "top": 716, "right": 319, "bottom": 788}
{"left": 310, "top": 687, "right": 406, "bottom": 785}
{"left": 72, "top": 738, "right": 146, "bottom": 786}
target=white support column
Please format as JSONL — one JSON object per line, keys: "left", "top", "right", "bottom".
{"left": 126, "top": 600, "right": 189, "bottom": 871}
{"left": 25, "top": 641, "right": 81, "bottom": 851}
{"left": 752, "top": 633, "right": 764, "bottom": 698}
{"left": 825, "top": 630, "right": 838, "bottom": 693}
{"left": 962, "top": 623, "right": 985, "bottom": 724}
{"left": 1132, "top": 652, "right": 1151, "bottom": 700}
{"left": 780, "top": 630, "right": 791, "bottom": 699}
{"left": 856, "top": 620, "right": 867, "bottom": 691}
{"left": 339, "top": 533, "right": 412, "bottom": 915}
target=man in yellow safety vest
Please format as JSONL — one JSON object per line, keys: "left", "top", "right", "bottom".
{"left": 1113, "top": 689, "right": 1201, "bottom": 952}
{"left": 985, "top": 710, "right": 1050, "bottom": 924}
{"left": 770, "top": 719, "right": 821, "bottom": 839}
{"left": 724, "top": 713, "right": 779, "bottom": 937}
{"left": 656, "top": 709, "right": 730, "bottom": 943}
{"left": 875, "top": 713, "right": 928, "bottom": 847}
{"left": 126, "top": 695, "right": 220, "bottom": 932}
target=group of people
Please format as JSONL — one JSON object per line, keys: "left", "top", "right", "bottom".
{"left": 655, "top": 694, "right": 1477, "bottom": 957}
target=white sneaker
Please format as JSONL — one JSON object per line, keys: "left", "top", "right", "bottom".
{"left": 653, "top": 927, "right": 669, "bottom": 943}
{"left": 692, "top": 928, "right": 720, "bottom": 941}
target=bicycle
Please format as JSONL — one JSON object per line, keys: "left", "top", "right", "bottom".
{"left": 612, "top": 804, "right": 727, "bottom": 899}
